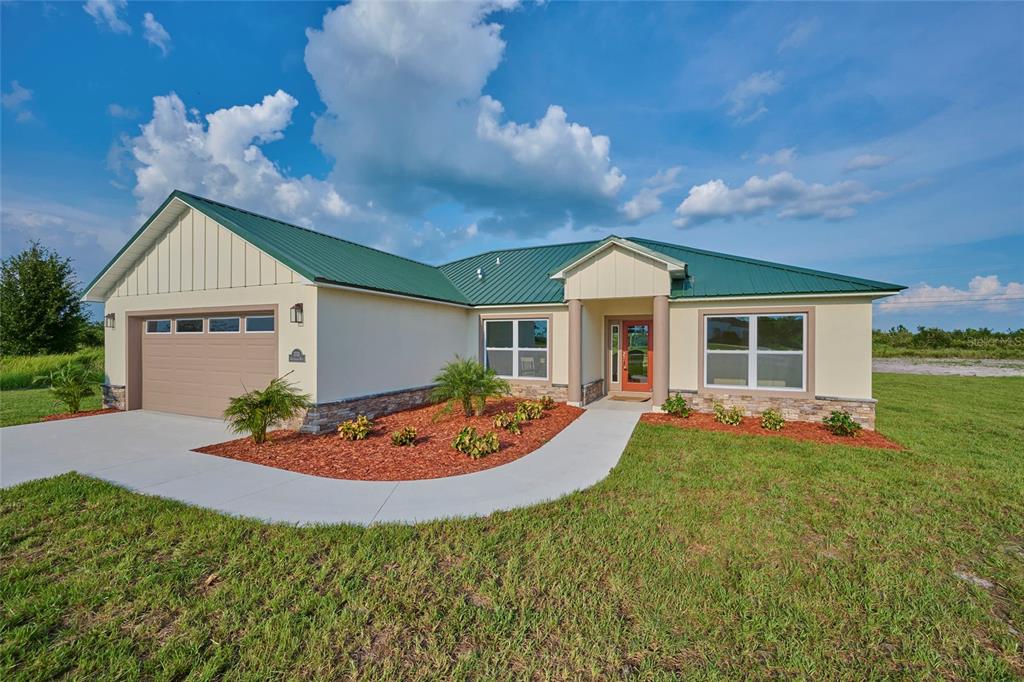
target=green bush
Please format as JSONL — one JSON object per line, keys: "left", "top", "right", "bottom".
{"left": 713, "top": 401, "right": 743, "bottom": 426}
{"left": 539, "top": 395, "right": 556, "bottom": 410}
{"left": 223, "top": 375, "right": 312, "bottom": 445}
{"left": 823, "top": 410, "right": 862, "bottom": 437}
{"left": 451, "top": 426, "right": 501, "bottom": 458}
{"left": 390, "top": 426, "right": 417, "bottom": 446}
{"left": 431, "top": 356, "right": 510, "bottom": 417}
{"left": 662, "top": 394, "right": 692, "bottom": 418}
{"left": 760, "top": 409, "right": 785, "bottom": 431}
{"left": 338, "top": 415, "right": 374, "bottom": 441}
{"left": 1, "top": 348, "right": 104, "bottom": 390}
{"left": 872, "top": 325, "right": 1024, "bottom": 359}
{"left": 34, "top": 359, "right": 103, "bottom": 414}
{"left": 515, "top": 400, "right": 544, "bottom": 421}
{"left": 493, "top": 411, "right": 523, "bottom": 435}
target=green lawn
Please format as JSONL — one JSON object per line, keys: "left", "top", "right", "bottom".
{"left": 1, "top": 374, "right": 1022, "bottom": 679}
{"left": 0, "top": 387, "right": 103, "bottom": 428}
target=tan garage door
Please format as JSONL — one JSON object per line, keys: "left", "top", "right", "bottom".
{"left": 141, "top": 313, "right": 278, "bottom": 418}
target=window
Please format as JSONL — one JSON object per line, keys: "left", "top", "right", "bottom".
{"left": 704, "top": 313, "right": 805, "bottom": 391}
{"left": 146, "top": 319, "right": 171, "bottom": 334}
{"left": 245, "top": 315, "right": 275, "bottom": 333}
{"left": 610, "top": 324, "right": 619, "bottom": 383}
{"left": 484, "top": 318, "right": 548, "bottom": 379}
{"left": 175, "top": 318, "right": 204, "bottom": 334}
{"left": 209, "top": 317, "right": 241, "bottom": 333}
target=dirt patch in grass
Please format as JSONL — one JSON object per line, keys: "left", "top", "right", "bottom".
{"left": 641, "top": 412, "right": 903, "bottom": 450}
{"left": 40, "top": 408, "right": 120, "bottom": 422}
{"left": 195, "top": 399, "right": 583, "bottom": 481}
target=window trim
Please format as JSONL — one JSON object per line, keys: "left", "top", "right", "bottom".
{"left": 145, "top": 319, "right": 171, "bottom": 334}
{"left": 244, "top": 315, "right": 276, "bottom": 333}
{"left": 698, "top": 307, "right": 815, "bottom": 398}
{"left": 208, "top": 316, "right": 241, "bottom": 334}
{"left": 175, "top": 317, "right": 205, "bottom": 334}
{"left": 481, "top": 316, "right": 551, "bottom": 381}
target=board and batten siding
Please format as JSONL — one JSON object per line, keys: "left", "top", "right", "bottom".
{"left": 563, "top": 244, "right": 671, "bottom": 300}
{"left": 109, "top": 207, "right": 298, "bottom": 297}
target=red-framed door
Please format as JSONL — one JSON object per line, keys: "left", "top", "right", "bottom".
{"left": 621, "top": 319, "right": 653, "bottom": 391}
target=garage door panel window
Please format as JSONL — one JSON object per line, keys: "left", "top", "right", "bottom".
{"left": 484, "top": 319, "right": 549, "bottom": 380}
{"left": 245, "top": 315, "right": 275, "bottom": 333}
{"left": 146, "top": 319, "right": 171, "bottom": 334}
{"left": 704, "top": 313, "right": 806, "bottom": 391}
{"left": 209, "top": 317, "right": 241, "bottom": 333}
{"left": 175, "top": 318, "right": 204, "bottom": 334}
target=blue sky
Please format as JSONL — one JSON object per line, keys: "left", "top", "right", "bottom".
{"left": 2, "top": 0, "right": 1022, "bottom": 329}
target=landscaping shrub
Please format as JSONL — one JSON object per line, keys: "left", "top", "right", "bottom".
{"left": 223, "top": 375, "right": 311, "bottom": 445}
{"left": 34, "top": 358, "right": 103, "bottom": 414}
{"left": 713, "top": 401, "right": 743, "bottom": 426}
{"left": 1, "top": 348, "right": 104, "bottom": 390}
{"left": 431, "top": 356, "right": 510, "bottom": 417}
{"left": 760, "top": 408, "right": 785, "bottom": 431}
{"left": 451, "top": 426, "right": 501, "bottom": 458}
{"left": 823, "top": 410, "right": 862, "bottom": 437}
{"left": 539, "top": 395, "right": 556, "bottom": 410}
{"left": 515, "top": 400, "right": 544, "bottom": 421}
{"left": 390, "top": 426, "right": 417, "bottom": 446}
{"left": 493, "top": 410, "right": 523, "bottom": 435}
{"left": 662, "top": 393, "right": 692, "bottom": 418}
{"left": 338, "top": 415, "right": 374, "bottom": 441}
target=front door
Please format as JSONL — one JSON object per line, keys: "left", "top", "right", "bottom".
{"left": 622, "top": 319, "right": 653, "bottom": 391}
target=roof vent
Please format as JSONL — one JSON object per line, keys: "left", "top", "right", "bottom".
{"left": 495, "top": 256, "right": 501, "bottom": 266}
{"left": 476, "top": 267, "right": 483, "bottom": 280}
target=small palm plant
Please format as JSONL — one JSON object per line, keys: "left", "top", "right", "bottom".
{"left": 35, "top": 359, "right": 103, "bottom": 414}
{"left": 431, "top": 356, "right": 510, "bottom": 417}
{"left": 223, "top": 375, "right": 311, "bottom": 445}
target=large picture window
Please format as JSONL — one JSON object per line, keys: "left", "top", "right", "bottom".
{"left": 484, "top": 319, "right": 549, "bottom": 380}
{"left": 704, "top": 313, "right": 806, "bottom": 391}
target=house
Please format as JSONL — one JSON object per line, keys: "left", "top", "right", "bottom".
{"left": 84, "top": 191, "right": 905, "bottom": 432}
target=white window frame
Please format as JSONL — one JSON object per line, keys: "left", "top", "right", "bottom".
{"left": 175, "top": 317, "right": 205, "bottom": 334}
{"left": 145, "top": 319, "right": 171, "bottom": 334}
{"left": 704, "top": 313, "right": 806, "bottom": 392}
{"left": 245, "top": 315, "right": 275, "bottom": 333}
{"left": 483, "top": 318, "right": 549, "bottom": 381}
{"left": 208, "top": 316, "right": 241, "bottom": 334}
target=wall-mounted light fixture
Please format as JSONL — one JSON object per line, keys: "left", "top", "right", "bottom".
{"left": 289, "top": 303, "right": 304, "bottom": 324}
{"left": 104, "top": 313, "right": 116, "bottom": 329}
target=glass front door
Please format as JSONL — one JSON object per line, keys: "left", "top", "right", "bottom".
{"left": 622, "top": 319, "right": 652, "bottom": 391}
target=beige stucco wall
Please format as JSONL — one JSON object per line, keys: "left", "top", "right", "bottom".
{"left": 563, "top": 245, "right": 671, "bottom": 300}
{"left": 108, "top": 207, "right": 299, "bottom": 298}
{"left": 102, "top": 282, "right": 318, "bottom": 398}
{"left": 316, "top": 287, "right": 473, "bottom": 403}
{"left": 667, "top": 297, "right": 875, "bottom": 400}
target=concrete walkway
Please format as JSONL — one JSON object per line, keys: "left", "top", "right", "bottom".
{"left": 0, "top": 401, "right": 641, "bottom": 525}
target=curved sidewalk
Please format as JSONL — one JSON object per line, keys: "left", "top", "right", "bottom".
{"left": 0, "top": 401, "right": 641, "bottom": 525}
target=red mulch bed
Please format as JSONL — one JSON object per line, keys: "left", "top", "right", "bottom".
{"left": 195, "top": 399, "right": 585, "bottom": 481}
{"left": 641, "top": 412, "right": 903, "bottom": 450}
{"left": 41, "top": 408, "right": 120, "bottom": 422}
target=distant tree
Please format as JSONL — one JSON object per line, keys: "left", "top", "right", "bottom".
{"left": 0, "top": 242, "right": 88, "bottom": 355}
{"left": 77, "top": 320, "right": 105, "bottom": 348}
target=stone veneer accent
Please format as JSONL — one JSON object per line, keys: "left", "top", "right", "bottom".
{"left": 507, "top": 381, "right": 568, "bottom": 402}
{"left": 299, "top": 385, "right": 436, "bottom": 434}
{"left": 102, "top": 384, "right": 126, "bottom": 411}
{"left": 582, "top": 378, "right": 606, "bottom": 405}
{"left": 674, "top": 390, "right": 877, "bottom": 430}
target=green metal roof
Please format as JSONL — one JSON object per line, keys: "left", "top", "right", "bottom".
{"left": 87, "top": 190, "right": 904, "bottom": 305}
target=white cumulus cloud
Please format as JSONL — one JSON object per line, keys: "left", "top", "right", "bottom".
{"left": 126, "top": 90, "right": 352, "bottom": 227}
{"left": 844, "top": 153, "right": 895, "bottom": 172}
{"left": 83, "top": 0, "right": 130, "bottom": 34}
{"left": 726, "top": 71, "right": 783, "bottom": 124}
{"left": 304, "top": 0, "right": 626, "bottom": 236}
{"left": 673, "top": 171, "right": 883, "bottom": 227}
{"left": 879, "top": 276, "right": 1024, "bottom": 313}
{"left": 757, "top": 147, "right": 797, "bottom": 167}
{"left": 142, "top": 12, "right": 171, "bottom": 56}
{"left": 620, "top": 166, "right": 683, "bottom": 222}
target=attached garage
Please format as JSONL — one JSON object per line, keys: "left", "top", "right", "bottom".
{"left": 136, "top": 311, "right": 278, "bottom": 418}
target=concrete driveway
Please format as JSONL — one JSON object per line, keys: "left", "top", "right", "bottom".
{"left": 0, "top": 406, "right": 639, "bottom": 525}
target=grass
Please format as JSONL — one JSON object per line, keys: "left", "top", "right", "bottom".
{"left": 873, "top": 345, "right": 1024, "bottom": 360}
{"left": 1, "top": 374, "right": 1022, "bottom": 678}
{"left": 0, "top": 348, "right": 104, "bottom": 390}
{"left": 0, "top": 387, "right": 104, "bottom": 428}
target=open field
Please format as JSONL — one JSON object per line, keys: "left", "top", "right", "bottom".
{"left": 1, "top": 374, "right": 1022, "bottom": 678}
